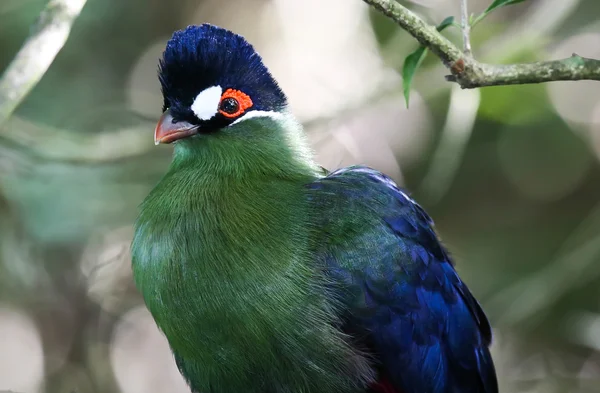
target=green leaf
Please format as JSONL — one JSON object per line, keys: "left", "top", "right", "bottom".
{"left": 402, "top": 46, "right": 428, "bottom": 108}
{"left": 473, "top": 0, "right": 527, "bottom": 26}
{"left": 436, "top": 16, "right": 455, "bottom": 32}
{"left": 402, "top": 17, "right": 454, "bottom": 107}
{"left": 484, "top": 0, "right": 527, "bottom": 14}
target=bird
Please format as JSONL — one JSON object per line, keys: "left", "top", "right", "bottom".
{"left": 131, "top": 24, "right": 498, "bottom": 393}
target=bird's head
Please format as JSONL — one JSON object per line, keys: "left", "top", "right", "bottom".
{"left": 154, "top": 24, "right": 288, "bottom": 145}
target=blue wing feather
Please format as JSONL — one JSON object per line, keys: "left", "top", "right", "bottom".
{"left": 308, "top": 166, "right": 497, "bottom": 393}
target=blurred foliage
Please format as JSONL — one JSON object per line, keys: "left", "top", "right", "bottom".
{"left": 1, "top": 0, "right": 600, "bottom": 392}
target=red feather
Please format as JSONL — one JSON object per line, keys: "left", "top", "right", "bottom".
{"left": 370, "top": 377, "right": 401, "bottom": 393}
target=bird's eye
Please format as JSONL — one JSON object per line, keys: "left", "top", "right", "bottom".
{"left": 220, "top": 98, "right": 239, "bottom": 115}
{"left": 218, "top": 89, "right": 253, "bottom": 119}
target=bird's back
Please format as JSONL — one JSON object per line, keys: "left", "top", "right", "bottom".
{"left": 307, "top": 166, "right": 498, "bottom": 393}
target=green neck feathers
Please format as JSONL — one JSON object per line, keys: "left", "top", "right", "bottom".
{"left": 169, "top": 113, "right": 320, "bottom": 179}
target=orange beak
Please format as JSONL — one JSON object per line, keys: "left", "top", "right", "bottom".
{"left": 154, "top": 109, "right": 198, "bottom": 145}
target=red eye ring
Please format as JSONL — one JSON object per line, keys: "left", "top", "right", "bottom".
{"left": 218, "top": 89, "right": 253, "bottom": 118}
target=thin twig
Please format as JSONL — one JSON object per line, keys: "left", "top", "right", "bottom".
{"left": 0, "top": 0, "right": 88, "bottom": 127}
{"left": 362, "top": 0, "right": 600, "bottom": 88}
{"left": 460, "top": 0, "right": 472, "bottom": 56}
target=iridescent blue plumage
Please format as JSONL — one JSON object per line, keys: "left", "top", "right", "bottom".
{"left": 308, "top": 166, "right": 498, "bottom": 393}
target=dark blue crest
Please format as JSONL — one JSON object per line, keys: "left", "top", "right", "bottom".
{"left": 158, "top": 24, "right": 287, "bottom": 126}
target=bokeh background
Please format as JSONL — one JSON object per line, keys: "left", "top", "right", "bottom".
{"left": 1, "top": 0, "right": 600, "bottom": 392}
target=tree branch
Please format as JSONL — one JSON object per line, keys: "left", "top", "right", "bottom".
{"left": 460, "top": 0, "right": 472, "bottom": 56}
{"left": 363, "top": 0, "right": 600, "bottom": 88}
{"left": 0, "top": 0, "right": 88, "bottom": 127}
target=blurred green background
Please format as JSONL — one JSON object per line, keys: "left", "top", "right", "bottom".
{"left": 1, "top": 0, "right": 599, "bottom": 392}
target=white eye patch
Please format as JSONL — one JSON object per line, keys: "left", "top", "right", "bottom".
{"left": 191, "top": 85, "right": 222, "bottom": 120}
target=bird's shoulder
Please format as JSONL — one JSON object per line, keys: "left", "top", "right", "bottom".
{"left": 307, "top": 165, "right": 446, "bottom": 267}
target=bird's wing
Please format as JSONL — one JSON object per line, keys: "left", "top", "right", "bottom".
{"left": 307, "top": 166, "right": 498, "bottom": 393}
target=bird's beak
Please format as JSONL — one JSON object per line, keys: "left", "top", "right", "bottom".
{"left": 154, "top": 109, "right": 198, "bottom": 145}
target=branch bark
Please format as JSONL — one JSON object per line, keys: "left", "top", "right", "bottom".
{"left": 460, "top": 0, "right": 472, "bottom": 56}
{"left": 363, "top": 0, "right": 600, "bottom": 88}
{"left": 0, "top": 0, "right": 88, "bottom": 127}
